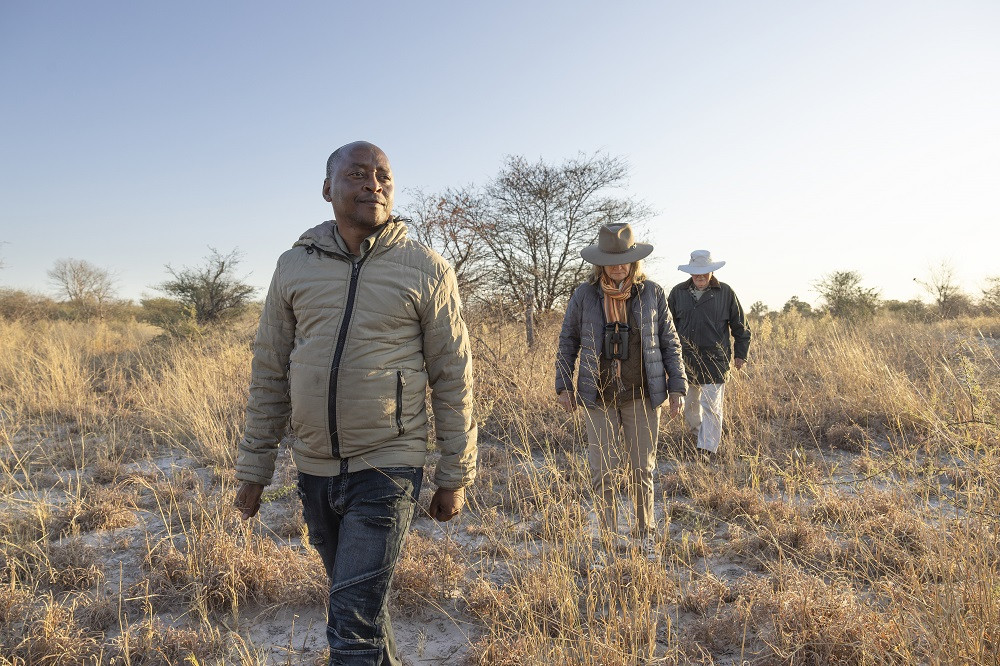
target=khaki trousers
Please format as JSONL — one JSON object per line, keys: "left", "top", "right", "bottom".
{"left": 584, "top": 398, "right": 660, "bottom": 537}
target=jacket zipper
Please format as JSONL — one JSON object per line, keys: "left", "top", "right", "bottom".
{"left": 328, "top": 256, "right": 368, "bottom": 458}
{"left": 395, "top": 370, "right": 406, "bottom": 435}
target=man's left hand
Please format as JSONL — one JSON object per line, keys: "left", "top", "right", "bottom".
{"left": 429, "top": 487, "right": 465, "bottom": 522}
{"left": 734, "top": 358, "right": 746, "bottom": 370}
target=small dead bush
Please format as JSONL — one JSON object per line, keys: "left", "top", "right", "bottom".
{"left": 74, "top": 592, "right": 118, "bottom": 633}
{"left": 51, "top": 483, "right": 136, "bottom": 536}
{"left": 842, "top": 510, "right": 936, "bottom": 579}
{"left": 144, "top": 518, "right": 326, "bottom": 613}
{"left": 729, "top": 511, "right": 841, "bottom": 565}
{"left": 4, "top": 594, "right": 103, "bottom": 666}
{"left": 464, "top": 576, "right": 513, "bottom": 622}
{"left": 692, "top": 480, "right": 768, "bottom": 524}
{"left": 392, "top": 531, "right": 468, "bottom": 614}
{"left": 825, "top": 421, "right": 870, "bottom": 452}
{"left": 678, "top": 573, "right": 735, "bottom": 616}
{"left": 739, "top": 568, "right": 909, "bottom": 664}
{"left": 47, "top": 539, "right": 104, "bottom": 590}
{"left": 111, "top": 619, "right": 229, "bottom": 665}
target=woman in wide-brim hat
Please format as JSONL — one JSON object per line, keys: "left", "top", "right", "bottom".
{"left": 554, "top": 223, "right": 688, "bottom": 562}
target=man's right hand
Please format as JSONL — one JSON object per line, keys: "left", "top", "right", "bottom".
{"left": 234, "top": 482, "right": 265, "bottom": 520}
{"left": 556, "top": 391, "right": 577, "bottom": 413}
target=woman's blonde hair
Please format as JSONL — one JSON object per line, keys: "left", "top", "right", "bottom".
{"left": 589, "top": 260, "right": 647, "bottom": 285}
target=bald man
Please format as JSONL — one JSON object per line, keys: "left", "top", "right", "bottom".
{"left": 235, "top": 142, "right": 477, "bottom": 665}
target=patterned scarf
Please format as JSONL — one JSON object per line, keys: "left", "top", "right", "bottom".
{"left": 599, "top": 270, "right": 634, "bottom": 393}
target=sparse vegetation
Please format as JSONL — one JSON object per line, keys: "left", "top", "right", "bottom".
{"left": 46, "top": 258, "right": 118, "bottom": 317}
{"left": 155, "top": 247, "right": 258, "bottom": 325}
{"left": 405, "top": 152, "right": 652, "bottom": 313}
{"left": 813, "top": 269, "right": 881, "bottom": 319}
{"left": 0, "top": 305, "right": 997, "bottom": 663}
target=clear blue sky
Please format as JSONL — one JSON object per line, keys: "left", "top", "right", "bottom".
{"left": 2, "top": 1, "right": 998, "bottom": 310}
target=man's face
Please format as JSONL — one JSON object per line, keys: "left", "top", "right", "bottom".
{"left": 323, "top": 143, "right": 394, "bottom": 228}
{"left": 691, "top": 272, "right": 712, "bottom": 289}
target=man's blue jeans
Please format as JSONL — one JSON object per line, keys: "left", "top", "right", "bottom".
{"left": 297, "top": 465, "right": 423, "bottom": 666}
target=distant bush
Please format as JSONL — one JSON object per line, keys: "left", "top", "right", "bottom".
{"left": 881, "top": 299, "right": 931, "bottom": 322}
{"left": 138, "top": 297, "right": 201, "bottom": 337}
{"left": 0, "top": 288, "right": 63, "bottom": 322}
{"left": 813, "top": 270, "right": 880, "bottom": 320}
{"left": 154, "top": 248, "right": 258, "bottom": 325}
{"left": 982, "top": 277, "right": 1000, "bottom": 315}
{"left": 782, "top": 296, "right": 814, "bottom": 317}
{"left": 0, "top": 289, "right": 142, "bottom": 323}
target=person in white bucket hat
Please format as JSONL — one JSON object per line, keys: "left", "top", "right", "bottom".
{"left": 555, "top": 223, "right": 687, "bottom": 562}
{"left": 668, "top": 250, "right": 751, "bottom": 458}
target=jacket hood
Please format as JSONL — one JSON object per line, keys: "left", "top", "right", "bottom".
{"left": 293, "top": 217, "right": 410, "bottom": 255}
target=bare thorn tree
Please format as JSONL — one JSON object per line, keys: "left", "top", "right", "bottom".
{"left": 915, "top": 261, "right": 969, "bottom": 318}
{"left": 156, "top": 247, "right": 257, "bottom": 324}
{"left": 404, "top": 187, "right": 491, "bottom": 304}
{"left": 480, "top": 152, "right": 651, "bottom": 312}
{"left": 47, "top": 258, "right": 118, "bottom": 314}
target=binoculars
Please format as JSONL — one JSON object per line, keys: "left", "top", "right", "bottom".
{"left": 603, "top": 322, "right": 630, "bottom": 361}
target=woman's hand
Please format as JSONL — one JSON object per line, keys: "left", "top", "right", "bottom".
{"left": 557, "top": 391, "right": 577, "bottom": 412}
{"left": 668, "top": 393, "right": 684, "bottom": 418}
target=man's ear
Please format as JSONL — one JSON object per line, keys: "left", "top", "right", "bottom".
{"left": 322, "top": 178, "right": 332, "bottom": 202}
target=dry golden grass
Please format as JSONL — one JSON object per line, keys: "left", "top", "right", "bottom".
{"left": 0, "top": 312, "right": 998, "bottom": 663}
{"left": 392, "top": 531, "right": 469, "bottom": 614}
{"left": 143, "top": 514, "right": 327, "bottom": 616}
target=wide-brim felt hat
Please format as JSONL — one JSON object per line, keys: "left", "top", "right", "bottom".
{"left": 580, "top": 223, "right": 653, "bottom": 266}
{"left": 678, "top": 249, "right": 725, "bottom": 274}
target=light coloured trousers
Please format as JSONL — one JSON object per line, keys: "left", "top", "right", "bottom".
{"left": 583, "top": 398, "right": 660, "bottom": 536}
{"left": 684, "top": 383, "right": 725, "bottom": 453}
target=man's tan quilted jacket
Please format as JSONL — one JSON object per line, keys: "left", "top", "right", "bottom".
{"left": 236, "top": 218, "right": 477, "bottom": 489}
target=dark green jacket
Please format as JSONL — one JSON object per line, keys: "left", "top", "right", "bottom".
{"left": 667, "top": 277, "right": 751, "bottom": 384}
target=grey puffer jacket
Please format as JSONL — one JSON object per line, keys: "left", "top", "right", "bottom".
{"left": 555, "top": 280, "right": 687, "bottom": 408}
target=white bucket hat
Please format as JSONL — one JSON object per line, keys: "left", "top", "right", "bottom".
{"left": 678, "top": 249, "right": 725, "bottom": 274}
{"left": 580, "top": 223, "right": 653, "bottom": 266}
